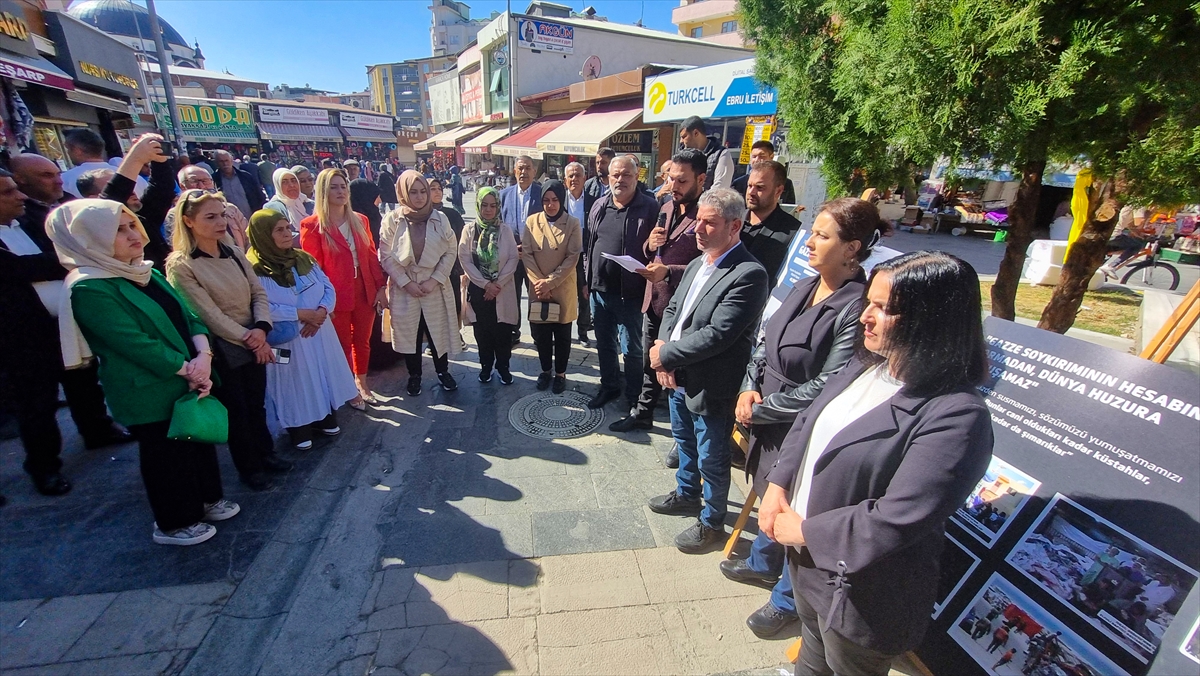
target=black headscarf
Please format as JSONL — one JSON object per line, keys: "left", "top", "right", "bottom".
{"left": 541, "top": 180, "right": 568, "bottom": 223}
{"left": 349, "top": 178, "right": 383, "bottom": 241}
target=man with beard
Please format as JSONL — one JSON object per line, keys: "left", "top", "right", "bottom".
{"left": 741, "top": 161, "right": 802, "bottom": 286}
{"left": 733, "top": 141, "right": 796, "bottom": 204}
{"left": 609, "top": 149, "right": 706, "bottom": 435}
{"left": 679, "top": 116, "right": 733, "bottom": 190}
{"left": 584, "top": 147, "right": 615, "bottom": 201}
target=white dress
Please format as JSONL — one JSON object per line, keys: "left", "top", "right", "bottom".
{"left": 260, "top": 264, "right": 359, "bottom": 429}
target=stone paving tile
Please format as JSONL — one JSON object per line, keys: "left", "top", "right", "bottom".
{"left": 62, "top": 583, "right": 233, "bottom": 661}
{"left": 537, "top": 549, "right": 649, "bottom": 613}
{"left": 537, "top": 605, "right": 677, "bottom": 675}
{"left": 483, "top": 474, "right": 598, "bottom": 515}
{"left": 0, "top": 592, "right": 116, "bottom": 668}
{"left": 2, "top": 649, "right": 190, "bottom": 676}
{"left": 531, "top": 507, "right": 656, "bottom": 557}
{"left": 635, "top": 547, "right": 766, "bottom": 605}
{"left": 658, "top": 595, "right": 796, "bottom": 675}
{"left": 405, "top": 561, "right": 510, "bottom": 626}
{"left": 592, "top": 468, "right": 679, "bottom": 508}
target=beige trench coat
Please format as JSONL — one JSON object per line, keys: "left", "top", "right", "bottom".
{"left": 459, "top": 220, "right": 520, "bottom": 326}
{"left": 521, "top": 212, "right": 581, "bottom": 324}
{"left": 379, "top": 209, "right": 461, "bottom": 357}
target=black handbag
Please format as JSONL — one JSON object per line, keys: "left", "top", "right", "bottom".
{"left": 213, "top": 338, "right": 254, "bottom": 370}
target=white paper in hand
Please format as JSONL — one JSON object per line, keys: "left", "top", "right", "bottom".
{"left": 600, "top": 252, "right": 647, "bottom": 273}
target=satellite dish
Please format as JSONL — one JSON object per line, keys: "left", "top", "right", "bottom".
{"left": 581, "top": 55, "right": 602, "bottom": 80}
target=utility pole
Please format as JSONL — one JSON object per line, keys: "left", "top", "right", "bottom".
{"left": 507, "top": 0, "right": 514, "bottom": 134}
{"left": 145, "top": 0, "right": 181, "bottom": 147}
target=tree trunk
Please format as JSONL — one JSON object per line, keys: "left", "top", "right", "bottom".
{"left": 991, "top": 159, "right": 1045, "bottom": 320}
{"left": 1038, "top": 176, "right": 1122, "bottom": 333}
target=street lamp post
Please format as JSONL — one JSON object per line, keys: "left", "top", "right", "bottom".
{"left": 145, "top": 0, "right": 181, "bottom": 147}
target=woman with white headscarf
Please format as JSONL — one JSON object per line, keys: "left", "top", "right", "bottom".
{"left": 264, "top": 167, "right": 314, "bottom": 236}
{"left": 46, "top": 199, "right": 239, "bottom": 546}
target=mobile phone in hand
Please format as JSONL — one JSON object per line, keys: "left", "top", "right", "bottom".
{"left": 271, "top": 348, "right": 291, "bottom": 364}
{"left": 157, "top": 140, "right": 173, "bottom": 155}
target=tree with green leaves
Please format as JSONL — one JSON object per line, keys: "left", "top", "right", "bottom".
{"left": 741, "top": 0, "right": 1200, "bottom": 332}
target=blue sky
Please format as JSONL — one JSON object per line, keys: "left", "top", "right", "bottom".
{"left": 150, "top": 0, "right": 681, "bottom": 94}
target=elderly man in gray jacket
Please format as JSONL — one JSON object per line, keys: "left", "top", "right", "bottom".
{"left": 647, "top": 187, "right": 769, "bottom": 553}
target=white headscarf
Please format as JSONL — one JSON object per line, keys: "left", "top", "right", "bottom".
{"left": 45, "top": 199, "right": 154, "bottom": 369}
{"left": 272, "top": 167, "right": 309, "bottom": 228}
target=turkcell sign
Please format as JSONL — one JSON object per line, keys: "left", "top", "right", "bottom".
{"left": 643, "top": 58, "right": 777, "bottom": 123}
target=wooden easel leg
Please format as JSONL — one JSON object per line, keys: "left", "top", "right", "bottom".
{"left": 724, "top": 487, "right": 758, "bottom": 558}
{"left": 1141, "top": 280, "right": 1200, "bottom": 363}
{"left": 786, "top": 638, "right": 802, "bottom": 664}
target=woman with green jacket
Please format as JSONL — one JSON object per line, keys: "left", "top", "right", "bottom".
{"left": 47, "top": 199, "right": 240, "bottom": 546}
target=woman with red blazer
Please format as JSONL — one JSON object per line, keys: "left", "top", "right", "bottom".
{"left": 300, "top": 169, "right": 386, "bottom": 409}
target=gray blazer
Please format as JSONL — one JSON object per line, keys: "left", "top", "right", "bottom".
{"left": 658, "top": 243, "right": 768, "bottom": 416}
{"left": 767, "top": 358, "right": 993, "bottom": 655}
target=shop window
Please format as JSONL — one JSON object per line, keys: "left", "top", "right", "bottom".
{"left": 450, "top": 34, "right": 460, "bottom": 45}
{"left": 721, "top": 20, "right": 738, "bottom": 33}
{"left": 215, "top": 85, "right": 235, "bottom": 99}
{"left": 690, "top": 26, "right": 703, "bottom": 38}
{"left": 489, "top": 69, "right": 505, "bottom": 95}
{"left": 185, "top": 81, "right": 202, "bottom": 87}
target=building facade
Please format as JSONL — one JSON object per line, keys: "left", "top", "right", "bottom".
{"left": 670, "top": 0, "right": 749, "bottom": 47}
{"left": 366, "top": 55, "right": 456, "bottom": 130}
{"left": 430, "top": 0, "right": 488, "bottom": 57}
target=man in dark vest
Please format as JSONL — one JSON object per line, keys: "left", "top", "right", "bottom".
{"left": 733, "top": 141, "right": 796, "bottom": 204}
{"left": 679, "top": 116, "right": 734, "bottom": 190}
{"left": 741, "top": 161, "right": 803, "bottom": 286}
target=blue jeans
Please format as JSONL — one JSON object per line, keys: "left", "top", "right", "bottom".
{"left": 591, "top": 290, "right": 644, "bottom": 400}
{"left": 670, "top": 389, "right": 733, "bottom": 530}
{"left": 747, "top": 529, "right": 797, "bottom": 615}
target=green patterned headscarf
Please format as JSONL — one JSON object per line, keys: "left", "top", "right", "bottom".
{"left": 473, "top": 187, "right": 502, "bottom": 281}
{"left": 246, "top": 209, "right": 315, "bottom": 287}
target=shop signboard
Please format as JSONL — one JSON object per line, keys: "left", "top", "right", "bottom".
{"left": 153, "top": 98, "right": 256, "bottom": 143}
{"left": 428, "top": 74, "right": 461, "bottom": 127}
{"left": 258, "top": 105, "right": 329, "bottom": 125}
{"left": 44, "top": 12, "right": 140, "bottom": 97}
{"left": 607, "top": 130, "right": 653, "bottom": 155}
{"left": 460, "top": 70, "right": 483, "bottom": 124}
{"left": 0, "top": 0, "right": 36, "bottom": 58}
{"left": 643, "top": 58, "right": 777, "bottom": 123}
{"left": 911, "top": 318, "right": 1200, "bottom": 676}
{"left": 739, "top": 116, "right": 775, "bottom": 164}
{"left": 517, "top": 18, "right": 573, "bottom": 54}
{"left": 339, "top": 111, "right": 392, "bottom": 131}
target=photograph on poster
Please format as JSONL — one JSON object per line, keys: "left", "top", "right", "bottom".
{"left": 950, "top": 573, "right": 1128, "bottom": 676}
{"left": 1006, "top": 494, "right": 1198, "bottom": 663}
{"left": 953, "top": 455, "right": 1041, "bottom": 548}
{"left": 1182, "top": 617, "right": 1200, "bottom": 666}
{"left": 933, "top": 533, "right": 982, "bottom": 619}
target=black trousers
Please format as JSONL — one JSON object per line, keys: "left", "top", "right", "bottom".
{"left": 531, "top": 322, "right": 572, "bottom": 374}
{"left": 368, "top": 310, "right": 400, "bottom": 371}
{"left": 512, "top": 262, "right": 527, "bottom": 336}
{"left": 211, "top": 359, "right": 272, "bottom": 478}
{"left": 633, "top": 307, "right": 664, "bottom": 418}
{"left": 469, "top": 291, "right": 513, "bottom": 373}
{"left": 12, "top": 361, "right": 113, "bottom": 477}
{"left": 575, "top": 255, "right": 592, "bottom": 337}
{"left": 793, "top": 589, "right": 896, "bottom": 676}
{"left": 402, "top": 313, "right": 449, "bottom": 377}
{"left": 128, "top": 419, "right": 223, "bottom": 531}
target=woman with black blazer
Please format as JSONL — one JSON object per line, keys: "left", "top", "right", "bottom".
{"left": 723, "top": 198, "right": 888, "bottom": 638}
{"left": 759, "top": 251, "right": 993, "bottom": 676}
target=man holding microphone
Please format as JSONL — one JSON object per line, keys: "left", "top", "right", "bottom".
{"left": 609, "top": 149, "right": 707, "bottom": 439}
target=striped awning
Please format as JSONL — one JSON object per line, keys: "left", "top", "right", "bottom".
{"left": 257, "top": 122, "right": 342, "bottom": 142}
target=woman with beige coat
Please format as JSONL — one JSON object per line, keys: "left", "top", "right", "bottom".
{"left": 521, "top": 180, "right": 581, "bottom": 394}
{"left": 460, "top": 187, "right": 518, "bottom": 385}
{"left": 379, "top": 170, "right": 460, "bottom": 397}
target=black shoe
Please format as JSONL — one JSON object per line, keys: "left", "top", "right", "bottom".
{"left": 647, "top": 490, "right": 702, "bottom": 517}
{"left": 438, "top": 372, "right": 458, "bottom": 392}
{"left": 587, "top": 388, "right": 620, "bottom": 409}
{"left": 609, "top": 414, "right": 653, "bottom": 433}
{"left": 288, "top": 427, "right": 314, "bottom": 450}
{"left": 407, "top": 376, "right": 422, "bottom": 396}
{"left": 675, "top": 519, "right": 727, "bottom": 554}
{"left": 536, "top": 372, "right": 552, "bottom": 390}
{"left": 511, "top": 333, "right": 522, "bottom": 347}
{"left": 578, "top": 331, "right": 592, "bottom": 348}
{"left": 262, "top": 454, "right": 293, "bottom": 473}
{"left": 719, "top": 558, "right": 780, "bottom": 589}
{"left": 479, "top": 369, "right": 493, "bottom": 383}
{"left": 83, "top": 424, "right": 133, "bottom": 450}
{"left": 665, "top": 444, "right": 680, "bottom": 469}
{"left": 241, "top": 472, "right": 271, "bottom": 491}
{"left": 746, "top": 602, "right": 799, "bottom": 639}
{"left": 314, "top": 413, "right": 340, "bottom": 436}
{"left": 31, "top": 472, "right": 72, "bottom": 496}
{"left": 498, "top": 370, "right": 514, "bottom": 386}
{"left": 551, "top": 375, "right": 566, "bottom": 394}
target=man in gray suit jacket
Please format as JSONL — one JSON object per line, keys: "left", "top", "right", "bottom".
{"left": 647, "top": 188, "right": 769, "bottom": 553}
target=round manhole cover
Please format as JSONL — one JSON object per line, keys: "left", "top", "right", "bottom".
{"left": 509, "top": 390, "right": 604, "bottom": 439}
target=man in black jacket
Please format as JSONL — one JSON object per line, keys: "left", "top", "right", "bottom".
{"left": 0, "top": 170, "right": 131, "bottom": 497}
{"left": 99, "top": 135, "right": 176, "bottom": 268}
{"left": 11, "top": 154, "right": 70, "bottom": 238}
{"left": 679, "top": 116, "right": 734, "bottom": 190}
{"left": 212, "top": 149, "right": 265, "bottom": 218}
{"left": 584, "top": 156, "right": 659, "bottom": 410}
{"left": 377, "top": 163, "right": 397, "bottom": 205}
{"left": 741, "top": 161, "right": 803, "bottom": 286}
{"left": 647, "top": 187, "right": 768, "bottom": 553}
{"left": 583, "top": 147, "right": 615, "bottom": 202}
{"left": 733, "top": 141, "right": 796, "bottom": 204}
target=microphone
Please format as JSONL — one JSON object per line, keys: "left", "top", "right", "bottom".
{"left": 654, "top": 212, "right": 667, "bottom": 259}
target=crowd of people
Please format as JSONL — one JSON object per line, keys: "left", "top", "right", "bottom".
{"left": 1, "top": 116, "right": 998, "bottom": 675}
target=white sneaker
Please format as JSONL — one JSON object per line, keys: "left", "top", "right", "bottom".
{"left": 152, "top": 522, "right": 216, "bottom": 546}
{"left": 203, "top": 499, "right": 241, "bottom": 521}
{"left": 317, "top": 426, "right": 340, "bottom": 436}
{"left": 1099, "top": 265, "right": 1117, "bottom": 279}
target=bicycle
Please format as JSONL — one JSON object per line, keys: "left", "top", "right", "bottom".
{"left": 1101, "top": 236, "right": 1181, "bottom": 290}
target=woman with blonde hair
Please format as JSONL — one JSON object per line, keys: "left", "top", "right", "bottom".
{"left": 379, "top": 170, "right": 460, "bottom": 397}
{"left": 48, "top": 199, "right": 238, "bottom": 545}
{"left": 166, "top": 190, "right": 290, "bottom": 491}
{"left": 299, "top": 169, "right": 387, "bottom": 408}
